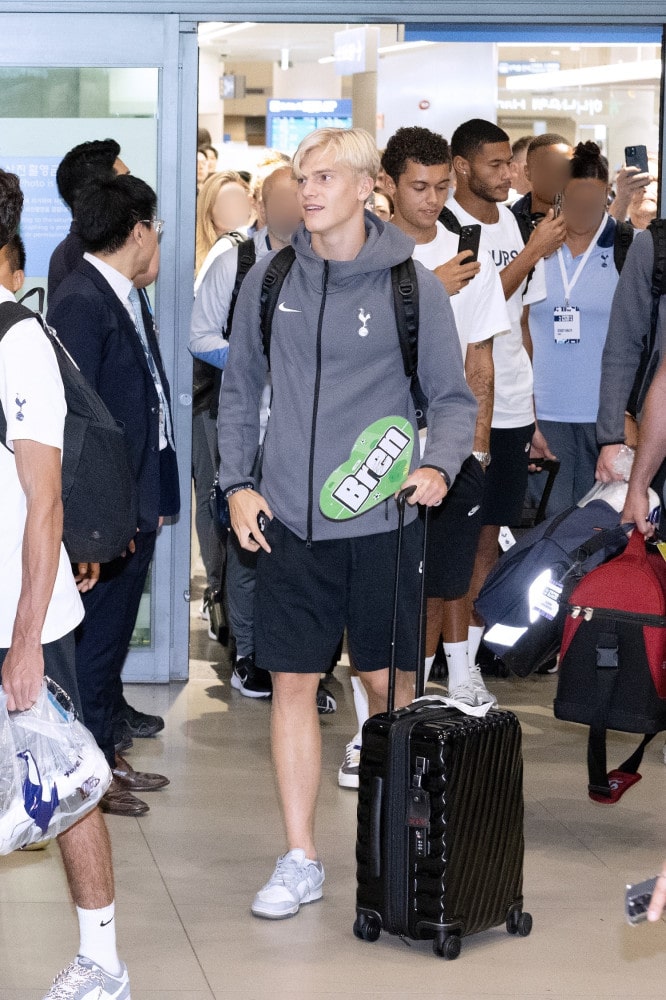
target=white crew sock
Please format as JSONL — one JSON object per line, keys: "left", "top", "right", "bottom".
{"left": 467, "top": 626, "right": 485, "bottom": 669}
{"left": 444, "top": 641, "right": 471, "bottom": 691}
{"left": 77, "top": 902, "right": 122, "bottom": 977}
{"left": 423, "top": 654, "right": 436, "bottom": 687}
{"left": 350, "top": 675, "right": 369, "bottom": 744}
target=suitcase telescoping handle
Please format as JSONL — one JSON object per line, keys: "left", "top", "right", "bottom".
{"left": 387, "top": 487, "right": 429, "bottom": 715}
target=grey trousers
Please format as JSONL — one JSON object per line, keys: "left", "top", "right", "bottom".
{"left": 192, "top": 409, "right": 226, "bottom": 591}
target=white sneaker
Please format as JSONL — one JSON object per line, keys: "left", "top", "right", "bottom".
{"left": 447, "top": 683, "right": 477, "bottom": 707}
{"left": 469, "top": 665, "right": 498, "bottom": 708}
{"left": 251, "top": 849, "right": 325, "bottom": 919}
{"left": 338, "top": 740, "right": 361, "bottom": 789}
{"left": 42, "top": 955, "right": 130, "bottom": 999}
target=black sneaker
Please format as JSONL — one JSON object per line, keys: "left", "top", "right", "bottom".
{"left": 203, "top": 586, "right": 229, "bottom": 645}
{"left": 114, "top": 703, "right": 165, "bottom": 738}
{"left": 231, "top": 655, "right": 272, "bottom": 699}
{"left": 316, "top": 681, "right": 337, "bottom": 715}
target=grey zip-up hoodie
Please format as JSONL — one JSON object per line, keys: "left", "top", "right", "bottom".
{"left": 597, "top": 228, "right": 666, "bottom": 445}
{"left": 217, "top": 212, "right": 477, "bottom": 542}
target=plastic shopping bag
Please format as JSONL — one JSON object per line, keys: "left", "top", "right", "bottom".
{"left": 0, "top": 676, "right": 112, "bottom": 854}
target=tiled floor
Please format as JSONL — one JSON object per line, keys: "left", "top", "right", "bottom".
{"left": 2, "top": 591, "right": 666, "bottom": 998}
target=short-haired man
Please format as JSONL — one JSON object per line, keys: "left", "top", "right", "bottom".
{"left": 49, "top": 138, "right": 130, "bottom": 299}
{"left": 190, "top": 164, "right": 302, "bottom": 700}
{"left": 0, "top": 168, "right": 130, "bottom": 999}
{"left": 47, "top": 174, "right": 179, "bottom": 816}
{"left": 446, "top": 118, "right": 566, "bottom": 669}
{"left": 511, "top": 133, "right": 572, "bottom": 234}
{"left": 383, "top": 125, "right": 510, "bottom": 704}
{"left": 217, "top": 127, "right": 477, "bottom": 918}
{"left": 334, "top": 124, "right": 511, "bottom": 789}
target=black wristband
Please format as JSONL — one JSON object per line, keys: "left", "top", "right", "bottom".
{"left": 223, "top": 482, "right": 254, "bottom": 501}
{"left": 420, "top": 464, "right": 451, "bottom": 490}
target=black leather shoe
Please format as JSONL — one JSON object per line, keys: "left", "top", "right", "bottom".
{"left": 100, "top": 778, "right": 150, "bottom": 817}
{"left": 113, "top": 755, "right": 170, "bottom": 792}
{"left": 114, "top": 703, "right": 165, "bottom": 738}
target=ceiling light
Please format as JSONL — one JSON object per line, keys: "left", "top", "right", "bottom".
{"left": 198, "top": 22, "right": 257, "bottom": 43}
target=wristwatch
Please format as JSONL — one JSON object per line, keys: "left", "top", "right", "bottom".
{"left": 472, "top": 450, "right": 491, "bottom": 470}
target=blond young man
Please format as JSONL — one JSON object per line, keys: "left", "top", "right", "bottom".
{"left": 217, "top": 128, "right": 476, "bottom": 919}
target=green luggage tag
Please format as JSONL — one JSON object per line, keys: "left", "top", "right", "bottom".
{"left": 320, "top": 416, "right": 414, "bottom": 521}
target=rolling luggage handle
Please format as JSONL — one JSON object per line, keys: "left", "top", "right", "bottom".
{"left": 387, "top": 486, "right": 429, "bottom": 715}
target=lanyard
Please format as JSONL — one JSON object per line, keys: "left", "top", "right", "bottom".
{"left": 557, "top": 214, "right": 608, "bottom": 306}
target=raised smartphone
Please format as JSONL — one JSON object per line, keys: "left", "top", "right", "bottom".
{"left": 458, "top": 223, "right": 482, "bottom": 263}
{"left": 625, "top": 144, "right": 649, "bottom": 175}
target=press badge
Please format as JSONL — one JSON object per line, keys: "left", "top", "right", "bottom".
{"left": 553, "top": 306, "right": 580, "bottom": 344}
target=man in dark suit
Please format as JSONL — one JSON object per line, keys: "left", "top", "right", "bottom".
{"left": 48, "top": 174, "right": 180, "bottom": 816}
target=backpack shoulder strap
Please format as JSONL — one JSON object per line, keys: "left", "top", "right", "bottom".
{"left": 226, "top": 239, "right": 257, "bottom": 337}
{"left": 613, "top": 221, "right": 635, "bottom": 274}
{"left": 259, "top": 245, "right": 296, "bottom": 365}
{"left": 438, "top": 205, "right": 462, "bottom": 235}
{"left": 0, "top": 300, "right": 35, "bottom": 341}
{"left": 513, "top": 211, "right": 532, "bottom": 248}
{"left": 390, "top": 257, "right": 419, "bottom": 378}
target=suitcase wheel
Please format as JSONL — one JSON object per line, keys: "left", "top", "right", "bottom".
{"left": 353, "top": 914, "right": 381, "bottom": 943}
{"left": 433, "top": 933, "right": 461, "bottom": 960}
{"left": 506, "top": 909, "right": 533, "bottom": 937}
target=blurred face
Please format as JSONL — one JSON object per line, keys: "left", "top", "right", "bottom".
{"left": 459, "top": 141, "right": 513, "bottom": 204}
{"left": 525, "top": 143, "right": 573, "bottom": 205}
{"left": 562, "top": 177, "right": 609, "bottom": 236}
{"left": 263, "top": 173, "right": 301, "bottom": 244}
{"left": 387, "top": 160, "right": 450, "bottom": 234}
{"left": 296, "top": 148, "right": 373, "bottom": 240}
{"left": 205, "top": 148, "right": 217, "bottom": 170}
{"left": 196, "top": 152, "right": 208, "bottom": 187}
{"left": 371, "top": 191, "right": 392, "bottom": 222}
{"left": 210, "top": 181, "right": 252, "bottom": 236}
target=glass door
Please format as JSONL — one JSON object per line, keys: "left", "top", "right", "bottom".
{"left": 0, "top": 13, "right": 198, "bottom": 683}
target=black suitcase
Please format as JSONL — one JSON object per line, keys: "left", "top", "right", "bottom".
{"left": 354, "top": 489, "right": 532, "bottom": 959}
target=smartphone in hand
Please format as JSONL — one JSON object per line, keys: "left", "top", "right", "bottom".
{"left": 457, "top": 224, "right": 482, "bottom": 263}
{"left": 625, "top": 144, "right": 649, "bottom": 175}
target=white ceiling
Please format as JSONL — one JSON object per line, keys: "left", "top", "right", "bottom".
{"left": 197, "top": 22, "right": 661, "bottom": 77}
{"left": 197, "top": 23, "right": 402, "bottom": 63}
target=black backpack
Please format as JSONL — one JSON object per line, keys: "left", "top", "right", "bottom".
{"left": 258, "top": 245, "right": 426, "bottom": 427}
{"left": 0, "top": 302, "right": 138, "bottom": 563}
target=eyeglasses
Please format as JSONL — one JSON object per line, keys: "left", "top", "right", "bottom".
{"left": 141, "top": 219, "right": 165, "bottom": 236}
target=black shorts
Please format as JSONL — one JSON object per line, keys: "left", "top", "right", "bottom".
{"left": 254, "top": 517, "right": 423, "bottom": 674}
{"left": 0, "top": 631, "right": 83, "bottom": 719}
{"left": 481, "top": 424, "right": 535, "bottom": 527}
{"left": 424, "top": 455, "right": 485, "bottom": 600}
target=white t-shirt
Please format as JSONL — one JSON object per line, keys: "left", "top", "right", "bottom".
{"left": 448, "top": 200, "right": 546, "bottom": 429}
{"left": 412, "top": 222, "right": 510, "bottom": 358}
{"left": 0, "top": 288, "right": 84, "bottom": 647}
